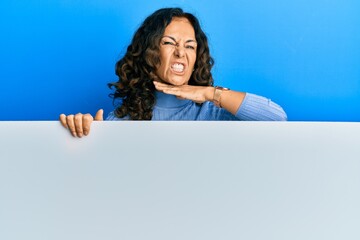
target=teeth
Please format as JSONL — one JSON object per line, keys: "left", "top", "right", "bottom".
{"left": 171, "top": 63, "right": 184, "bottom": 72}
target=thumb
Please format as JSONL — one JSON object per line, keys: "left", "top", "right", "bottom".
{"left": 94, "top": 109, "right": 104, "bottom": 121}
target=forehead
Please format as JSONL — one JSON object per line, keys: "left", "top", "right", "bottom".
{"left": 163, "top": 17, "right": 195, "bottom": 39}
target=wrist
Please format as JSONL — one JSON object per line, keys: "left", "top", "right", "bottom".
{"left": 205, "top": 86, "right": 216, "bottom": 102}
{"left": 212, "top": 86, "right": 230, "bottom": 108}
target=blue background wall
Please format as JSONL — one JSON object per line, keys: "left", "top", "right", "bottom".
{"left": 0, "top": 0, "right": 359, "bottom": 121}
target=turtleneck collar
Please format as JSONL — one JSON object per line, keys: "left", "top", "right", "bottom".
{"left": 154, "top": 91, "right": 192, "bottom": 108}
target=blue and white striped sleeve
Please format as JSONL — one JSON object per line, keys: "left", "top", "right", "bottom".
{"left": 235, "top": 93, "right": 287, "bottom": 121}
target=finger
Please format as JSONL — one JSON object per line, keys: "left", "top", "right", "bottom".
{"left": 66, "top": 115, "right": 76, "bottom": 137}
{"left": 153, "top": 81, "right": 169, "bottom": 87}
{"left": 59, "top": 114, "right": 68, "bottom": 128}
{"left": 94, "top": 109, "right": 104, "bottom": 121}
{"left": 74, "top": 113, "right": 84, "bottom": 137}
{"left": 153, "top": 81, "right": 172, "bottom": 91}
{"left": 153, "top": 82, "right": 165, "bottom": 91}
{"left": 82, "top": 113, "right": 94, "bottom": 136}
{"left": 162, "top": 88, "right": 181, "bottom": 96}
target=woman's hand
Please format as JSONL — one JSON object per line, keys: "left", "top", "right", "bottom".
{"left": 154, "top": 81, "right": 246, "bottom": 114}
{"left": 153, "top": 81, "right": 214, "bottom": 103}
{"left": 59, "top": 109, "right": 104, "bottom": 137}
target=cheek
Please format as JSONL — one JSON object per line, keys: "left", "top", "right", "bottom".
{"left": 158, "top": 54, "right": 171, "bottom": 73}
{"left": 156, "top": 54, "right": 166, "bottom": 74}
{"left": 160, "top": 47, "right": 171, "bottom": 61}
{"left": 189, "top": 54, "right": 197, "bottom": 68}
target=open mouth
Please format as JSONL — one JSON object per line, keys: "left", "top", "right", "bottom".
{"left": 171, "top": 63, "right": 185, "bottom": 73}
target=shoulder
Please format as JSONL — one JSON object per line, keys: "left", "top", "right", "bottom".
{"left": 105, "top": 111, "right": 130, "bottom": 121}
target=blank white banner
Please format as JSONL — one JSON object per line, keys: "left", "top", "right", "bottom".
{"left": 1, "top": 121, "right": 360, "bottom": 240}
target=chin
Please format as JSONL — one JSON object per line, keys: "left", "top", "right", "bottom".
{"left": 167, "top": 76, "right": 190, "bottom": 86}
{"left": 170, "top": 81, "right": 187, "bottom": 86}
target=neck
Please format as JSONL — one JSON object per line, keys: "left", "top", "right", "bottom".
{"left": 155, "top": 91, "right": 191, "bottom": 108}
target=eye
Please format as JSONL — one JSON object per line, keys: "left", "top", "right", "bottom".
{"left": 186, "top": 45, "right": 196, "bottom": 50}
{"left": 162, "top": 41, "right": 176, "bottom": 46}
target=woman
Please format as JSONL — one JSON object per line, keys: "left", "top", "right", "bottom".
{"left": 60, "top": 8, "right": 287, "bottom": 137}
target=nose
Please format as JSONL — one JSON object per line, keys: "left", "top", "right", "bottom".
{"left": 174, "top": 45, "right": 185, "bottom": 58}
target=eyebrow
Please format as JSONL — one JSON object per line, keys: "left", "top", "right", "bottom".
{"left": 162, "top": 35, "right": 197, "bottom": 44}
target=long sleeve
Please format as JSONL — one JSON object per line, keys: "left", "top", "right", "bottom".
{"left": 235, "top": 93, "right": 287, "bottom": 121}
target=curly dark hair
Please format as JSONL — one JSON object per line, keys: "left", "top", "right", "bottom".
{"left": 108, "top": 7, "right": 214, "bottom": 120}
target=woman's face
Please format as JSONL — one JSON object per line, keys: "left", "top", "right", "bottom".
{"left": 155, "top": 17, "right": 197, "bottom": 86}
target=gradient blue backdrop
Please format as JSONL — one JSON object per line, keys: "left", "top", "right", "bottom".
{"left": 0, "top": 0, "right": 359, "bottom": 121}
